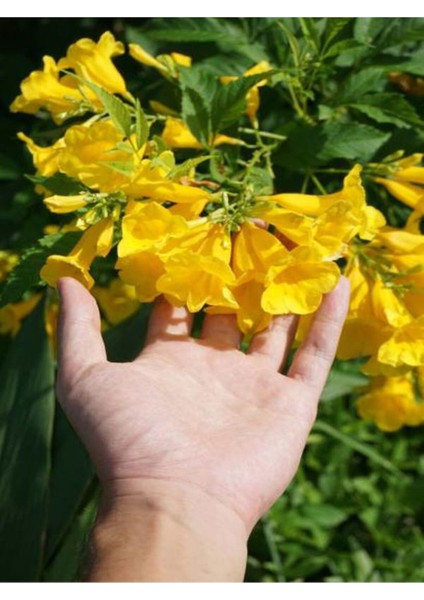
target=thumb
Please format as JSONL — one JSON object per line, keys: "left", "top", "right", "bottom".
{"left": 57, "top": 277, "right": 107, "bottom": 387}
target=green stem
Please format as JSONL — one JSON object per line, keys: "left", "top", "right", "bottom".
{"left": 310, "top": 173, "right": 327, "bottom": 194}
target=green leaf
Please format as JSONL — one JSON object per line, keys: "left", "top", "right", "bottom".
{"left": 353, "top": 18, "right": 387, "bottom": 45}
{"left": 301, "top": 504, "right": 348, "bottom": 528}
{"left": 0, "top": 231, "right": 82, "bottom": 307}
{"left": 167, "top": 155, "right": 210, "bottom": 180}
{"left": 211, "top": 71, "right": 273, "bottom": 133}
{"left": 179, "top": 68, "right": 221, "bottom": 146}
{"left": 44, "top": 408, "right": 93, "bottom": 564}
{"left": 321, "top": 369, "right": 368, "bottom": 402}
{"left": 337, "top": 68, "right": 387, "bottom": 103}
{"left": 26, "top": 173, "right": 86, "bottom": 196}
{"left": 0, "top": 298, "right": 55, "bottom": 581}
{"left": 323, "top": 39, "right": 364, "bottom": 60}
{"left": 317, "top": 122, "right": 391, "bottom": 162}
{"left": 84, "top": 81, "right": 132, "bottom": 138}
{"left": 350, "top": 93, "right": 424, "bottom": 129}
{"left": 44, "top": 485, "right": 99, "bottom": 582}
{"left": 134, "top": 98, "right": 149, "bottom": 150}
{"left": 298, "top": 17, "right": 321, "bottom": 52}
{"left": 323, "top": 17, "right": 351, "bottom": 47}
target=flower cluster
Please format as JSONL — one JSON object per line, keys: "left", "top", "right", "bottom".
{"left": 3, "top": 31, "right": 423, "bottom": 430}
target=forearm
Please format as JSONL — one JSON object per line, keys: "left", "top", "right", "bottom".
{"left": 86, "top": 479, "right": 248, "bottom": 582}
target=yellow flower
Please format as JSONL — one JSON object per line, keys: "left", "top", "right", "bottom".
{"left": 357, "top": 372, "right": 424, "bottom": 431}
{"left": 207, "top": 222, "right": 284, "bottom": 335}
{"left": 92, "top": 279, "right": 140, "bottom": 325}
{"left": 0, "top": 250, "right": 19, "bottom": 282}
{"left": 40, "top": 217, "right": 114, "bottom": 289}
{"left": 0, "top": 295, "right": 41, "bottom": 337}
{"left": 57, "top": 31, "right": 128, "bottom": 98}
{"left": 10, "top": 56, "right": 99, "bottom": 123}
{"left": 157, "top": 252, "right": 238, "bottom": 313}
{"left": 11, "top": 32, "right": 128, "bottom": 123}
{"left": 124, "top": 154, "right": 211, "bottom": 204}
{"left": 117, "top": 203, "right": 231, "bottom": 304}
{"left": 17, "top": 132, "right": 65, "bottom": 177}
{"left": 378, "top": 316, "right": 424, "bottom": 368}
{"left": 161, "top": 118, "right": 241, "bottom": 149}
{"left": 262, "top": 247, "right": 340, "bottom": 315}
{"left": 129, "top": 43, "right": 191, "bottom": 78}
{"left": 258, "top": 166, "right": 386, "bottom": 249}
{"left": 118, "top": 201, "right": 188, "bottom": 258}
{"left": 43, "top": 194, "right": 89, "bottom": 214}
{"left": 59, "top": 120, "right": 140, "bottom": 192}
{"left": 373, "top": 153, "right": 424, "bottom": 212}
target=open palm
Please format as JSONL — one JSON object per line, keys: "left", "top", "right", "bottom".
{"left": 57, "top": 277, "right": 349, "bottom": 533}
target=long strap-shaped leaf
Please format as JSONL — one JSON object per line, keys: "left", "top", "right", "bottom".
{"left": 0, "top": 298, "right": 55, "bottom": 582}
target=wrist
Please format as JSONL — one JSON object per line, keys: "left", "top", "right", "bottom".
{"left": 88, "top": 478, "right": 248, "bottom": 582}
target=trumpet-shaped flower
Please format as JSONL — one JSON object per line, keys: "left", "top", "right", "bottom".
{"left": 17, "top": 132, "right": 65, "bottom": 177}
{"left": 262, "top": 247, "right": 340, "bottom": 315}
{"left": 40, "top": 217, "right": 114, "bottom": 288}
{"left": 0, "top": 251, "right": 19, "bottom": 282}
{"left": 157, "top": 252, "right": 238, "bottom": 313}
{"left": 162, "top": 118, "right": 241, "bottom": 149}
{"left": 44, "top": 194, "right": 89, "bottom": 214}
{"left": 11, "top": 33, "right": 129, "bottom": 123}
{"left": 57, "top": 31, "right": 128, "bottom": 98}
{"left": 129, "top": 43, "right": 191, "bottom": 78}
{"left": 0, "top": 295, "right": 41, "bottom": 337}
{"left": 92, "top": 279, "right": 139, "bottom": 325}
{"left": 59, "top": 120, "right": 141, "bottom": 192}
{"left": 357, "top": 372, "right": 424, "bottom": 431}
{"left": 373, "top": 153, "right": 424, "bottom": 212}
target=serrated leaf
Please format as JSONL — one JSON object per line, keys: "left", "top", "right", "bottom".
{"left": 318, "top": 122, "right": 391, "bottom": 162}
{"left": 84, "top": 81, "right": 132, "bottom": 138}
{"left": 211, "top": 71, "right": 274, "bottom": 133}
{"left": 26, "top": 173, "right": 85, "bottom": 196}
{"left": 298, "top": 18, "right": 320, "bottom": 52}
{"left": 350, "top": 93, "right": 424, "bottom": 129}
{"left": 134, "top": 99, "right": 149, "bottom": 150}
{"left": 324, "top": 39, "right": 363, "bottom": 59}
{"left": 148, "top": 29, "right": 241, "bottom": 43}
{"left": 337, "top": 68, "right": 387, "bottom": 103}
{"left": 181, "top": 86, "right": 212, "bottom": 147}
{"left": 0, "top": 231, "right": 82, "bottom": 307}
{"left": 353, "top": 18, "right": 387, "bottom": 44}
{"left": 179, "top": 68, "right": 218, "bottom": 147}
{"left": 324, "top": 17, "right": 351, "bottom": 47}
{"left": 0, "top": 299, "right": 55, "bottom": 581}
{"left": 167, "top": 155, "right": 210, "bottom": 180}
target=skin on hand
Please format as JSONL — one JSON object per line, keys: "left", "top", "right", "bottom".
{"left": 56, "top": 276, "right": 350, "bottom": 581}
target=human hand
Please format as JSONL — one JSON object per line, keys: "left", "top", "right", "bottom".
{"left": 56, "top": 276, "right": 350, "bottom": 581}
